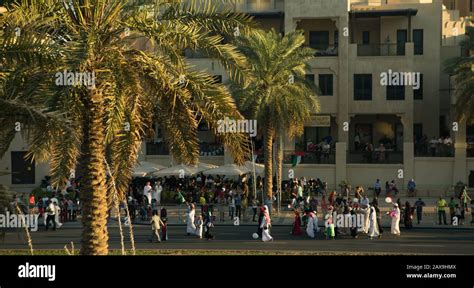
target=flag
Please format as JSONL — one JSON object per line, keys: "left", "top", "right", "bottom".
{"left": 292, "top": 153, "right": 304, "bottom": 167}
{"left": 176, "top": 191, "right": 185, "bottom": 204}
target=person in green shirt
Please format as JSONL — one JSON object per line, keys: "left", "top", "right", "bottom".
{"left": 437, "top": 197, "right": 448, "bottom": 225}
{"left": 448, "top": 197, "right": 456, "bottom": 224}
{"left": 461, "top": 186, "right": 472, "bottom": 212}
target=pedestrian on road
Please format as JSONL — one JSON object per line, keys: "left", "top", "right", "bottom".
{"left": 186, "top": 203, "right": 196, "bottom": 236}
{"left": 368, "top": 205, "right": 380, "bottom": 239}
{"left": 160, "top": 207, "right": 168, "bottom": 241}
{"left": 460, "top": 186, "right": 471, "bottom": 212}
{"left": 470, "top": 199, "right": 474, "bottom": 225}
{"left": 437, "top": 197, "right": 448, "bottom": 225}
{"left": 143, "top": 181, "right": 152, "bottom": 205}
{"left": 324, "top": 206, "right": 335, "bottom": 240}
{"left": 150, "top": 211, "right": 164, "bottom": 243}
{"left": 204, "top": 211, "right": 214, "bottom": 240}
{"left": 372, "top": 199, "right": 383, "bottom": 237}
{"left": 53, "top": 202, "right": 62, "bottom": 229}
{"left": 235, "top": 193, "right": 242, "bottom": 219}
{"left": 449, "top": 197, "right": 456, "bottom": 224}
{"left": 306, "top": 209, "right": 319, "bottom": 238}
{"left": 388, "top": 203, "right": 401, "bottom": 236}
{"left": 454, "top": 204, "right": 463, "bottom": 225}
{"left": 291, "top": 209, "right": 303, "bottom": 236}
{"left": 228, "top": 195, "right": 235, "bottom": 220}
{"left": 414, "top": 198, "right": 425, "bottom": 224}
{"left": 251, "top": 199, "right": 258, "bottom": 222}
{"left": 403, "top": 201, "right": 413, "bottom": 230}
{"left": 407, "top": 179, "right": 416, "bottom": 197}
{"left": 257, "top": 205, "right": 264, "bottom": 238}
{"left": 45, "top": 201, "right": 56, "bottom": 231}
{"left": 195, "top": 214, "right": 203, "bottom": 239}
{"left": 154, "top": 181, "right": 162, "bottom": 205}
{"left": 374, "top": 179, "right": 382, "bottom": 197}
{"left": 261, "top": 205, "right": 273, "bottom": 242}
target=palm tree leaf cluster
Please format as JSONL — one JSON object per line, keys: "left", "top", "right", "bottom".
{"left": 0, "top": 0, "right": 253, "bottom": 254}
{"left": 230, "top": 29, "right": 321, "bottom": 200}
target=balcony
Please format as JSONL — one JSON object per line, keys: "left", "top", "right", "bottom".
{"left": 146, "top": 142, "right": 169, "bottom": 156}
{"left": 357, "top": 43, "right": 405, "bottom": 57}
{"left": 146, "top": 142, "right": 224, "bottom": 156}
{"left": 313, "top": 44, "right": 338, "bottom": 57}
{"left": 283, "top": 150, "right": 336, "bottom": 165}
{"left": 242, "top": 0, "right": 284, "bottom": 13}
{"left": 347, "top": 150, "right": 403, "bottom": 164}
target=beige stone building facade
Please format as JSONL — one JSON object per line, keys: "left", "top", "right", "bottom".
{"left": 1, "top": 0, "right": 472, "bottom": 196}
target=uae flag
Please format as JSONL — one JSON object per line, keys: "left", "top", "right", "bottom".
{"left": 292, "top": 152, "right": 305, "bottom": 167}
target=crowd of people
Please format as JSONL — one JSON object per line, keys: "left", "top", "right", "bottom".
{"left": 415, "top": 135, "right": 454, "bottom": 157}
{"left": 5, "top": 172, "right": 473, "bottom": 242}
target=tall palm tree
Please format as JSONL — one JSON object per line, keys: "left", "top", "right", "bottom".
{"left": 231, "top": 29, "right": 320, "bottom": 203}
{"left": 445, "top": 19, "right": 474, "bottom": 123}
{"left": 0, "top": 0, "right": 252, "bottom": 254}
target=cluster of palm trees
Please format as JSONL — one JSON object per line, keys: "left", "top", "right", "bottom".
{"left": 0, "top": 0, "right": 320, "bottom": 255}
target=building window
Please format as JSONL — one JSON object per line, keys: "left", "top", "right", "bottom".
{"left": 362, "top": 31, "right": 370, "bottom": 45}
{"left": 397, "top": 30, "right": 407, "bottom": 56}
{"left": 413, "top": 29, "right": 424, "bottom": 55}
{"left": 414, "top": 74, "right": 423, "bottom": 100}
{"left": 305, "top": 74, "right": 315, "bottom": 84}
{"left": 354, "top": 74, "right": 372, "bottom": 100}
{"left": 471, "top": 0, "right": 474, "bottom": 12}
{"left": 11, "top": 151, "right": 35, "bottom": 184}
{"left": 386, "top": 85, "right": 405, "bottom": 100}
{"left": 318, "top": 74, "right": 333, "bottom": 96}
{"left": 414, "top": 123, "right": 423, "bottom": 139}
{"left": 309, "top": 31, "right": 329, "bottom": 50}
{"left": 334, "top": 30, "right": 339, "bottom": 48}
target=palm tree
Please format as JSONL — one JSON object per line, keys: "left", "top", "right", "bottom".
{"left": 0, "top": 0, "right": 252, "bottom": 254}
{"left": 231, "top": 29, "right": 320, "bottom": 204}
{"left": 445, "top": 19, "right": 474, "bottom": 123}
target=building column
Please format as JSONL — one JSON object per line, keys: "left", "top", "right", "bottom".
{"left": 224, "top": 146, "right": 233, "bottom": 164}
{"left": 335, "top": 15, "right": 350, "bottom": 188}
{"left": 138, "top": 141, "right": 146, "bottom": 161}
{"left": 453, "top": 119, "right": 467, "bottom": 184}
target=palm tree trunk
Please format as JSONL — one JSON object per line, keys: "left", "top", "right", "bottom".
{"left": 80, "top": 94, "right": 109, "bottom": 255}
{"left": 276, "top": 132, "right": 283, "bottom": 210}
{"left": 263, "top": 122, "right": 274, "bottom": 203}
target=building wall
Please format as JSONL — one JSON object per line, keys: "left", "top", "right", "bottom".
{"left": 0, "top": 0, "right": 471, "bottom": 195}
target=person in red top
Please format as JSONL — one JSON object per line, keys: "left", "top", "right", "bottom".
{"left": 291, "top": 209, "right": 303, "bottom": 236}
{"left": 328, "top": 191, "right": 336, "bottom": 206}
{"left": 28, "top": 194, "right": 35, "bottom": 212}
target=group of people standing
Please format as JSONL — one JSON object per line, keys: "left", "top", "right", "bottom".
{"left": 287, "top": 184, "right": 410, "bottom": 240}
{"left": 185, "top": 203, "right": 215, "bottom": 240}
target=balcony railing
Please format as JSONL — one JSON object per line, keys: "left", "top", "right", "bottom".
{"left": 243, "top": 0, "right": 284, "bottom": 12}
{"left": 347, "top": 150, "right": 403, "bottom": 164}
{"left": 313, "top": 45, "right": 338, "bottom": 57}
{"left": 146, "top": 142, "right": 224, "bottom": 156}
{"left": 146, "top": 142, "right": 170, "bottom": 156}
{"left": 283, "top": 150, "right": 336, "bottom": 165}
{"left": 357, "top": 43, "right": 405, "bottom": 56}
{"left": 414, "top": 142, "right": 454, "bottom": 157}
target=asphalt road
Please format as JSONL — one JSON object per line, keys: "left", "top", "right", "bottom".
{"left": 1, "top": 224, "right": 474, "bottom": 255}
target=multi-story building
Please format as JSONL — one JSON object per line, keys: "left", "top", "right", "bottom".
{"left": 0, "top": 0, "right": 472, "bottom": 196}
